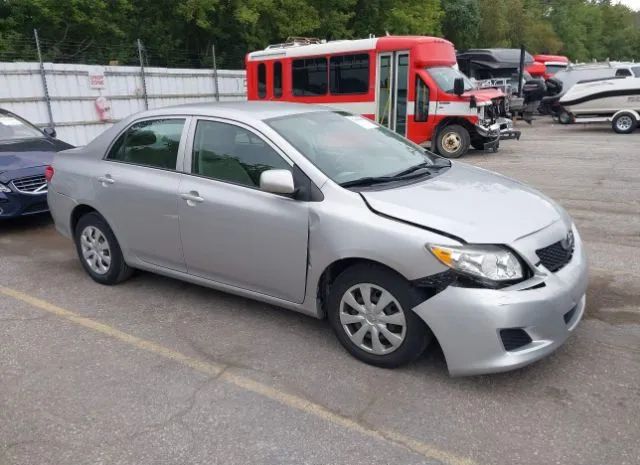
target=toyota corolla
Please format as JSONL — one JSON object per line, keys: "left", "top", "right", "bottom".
{"left": 47, "top": 102, "right": 588, "bottom": 376}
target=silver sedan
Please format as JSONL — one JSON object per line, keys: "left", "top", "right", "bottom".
{"left": 47, "top": 102, "right": 588, "bottom": 375}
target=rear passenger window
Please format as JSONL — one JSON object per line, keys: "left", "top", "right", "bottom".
{"left": 191, "top": 120, "right": 290, "bottom": 188}
{"left": 258, "top": 63, "right": 267, "bottom": 99}
{"left": 292, "top": 58, "right": 328, "bottom": 96}
{"left": 615, "top": 68, "right": 632, "bottom": 77}
{"left": 107, "top": 119, "right": 184, "bottom": 169}
{"left": 273, "top": 61, "right": 283, "bottom": 97}
{"left": 330, "top": 54, "right": 369, "bottom": 94}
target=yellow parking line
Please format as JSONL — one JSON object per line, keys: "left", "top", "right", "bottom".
{"left": 0, "top": 285, "right": 476, "bottom": 465}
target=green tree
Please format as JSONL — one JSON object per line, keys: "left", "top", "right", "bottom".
{"left": 1, "top": 0, "right": 639, "bottom": 67}
{"left": 441, "top": 0, "right": 480, "bottom": 49}
{"left": 352, "top": 0, "right": 443, "bottom": 37}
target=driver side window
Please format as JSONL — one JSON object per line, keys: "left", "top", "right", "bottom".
{"left": 191, "top": 120, "right": 291, "bottom": 188}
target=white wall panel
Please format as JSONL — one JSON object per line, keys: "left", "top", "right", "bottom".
{"left": 0, "top": 62, "right": 246, "bottom": 146}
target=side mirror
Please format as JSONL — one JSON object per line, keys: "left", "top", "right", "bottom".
{"left": 260, "top": 169, "right": 295, "bottom": 195}
{"left": 43, "top": 127, "right": 56, "bottom": 138}
{"left": 453, "top": 77, "right": 465, "bottom": 96}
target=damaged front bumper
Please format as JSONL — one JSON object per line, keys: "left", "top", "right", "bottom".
{"left": 476, "top": 117, "right": 521, "bottom": 151}
{"left": 412, "top": 225, "right": 588, "bottom": 376}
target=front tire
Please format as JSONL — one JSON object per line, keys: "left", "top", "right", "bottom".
{"left": 74, "top": 212, "right": 133, "bottom": 285}
{"left": 435, "top": 124, "right": 470, "bottom": 158}
{"left": 612, "top": 112, "right": 637, "bottom": 134}
{"left": 327, "top": 264, "right": 431, "bottom": 368}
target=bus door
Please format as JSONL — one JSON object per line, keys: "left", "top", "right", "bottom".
{"left": 376, "top": 51, "right": 409, "bottom": 136}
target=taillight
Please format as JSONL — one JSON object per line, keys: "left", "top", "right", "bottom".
{"left": 44, "top": 165, "right": 54, "bottom": 182}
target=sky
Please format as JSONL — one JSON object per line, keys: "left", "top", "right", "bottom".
{"left": 617, "top": 0, "right": 640, "bottom": 11}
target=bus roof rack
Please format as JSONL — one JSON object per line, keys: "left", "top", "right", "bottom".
{"left": 265, "top": 37, "right": 324, "bottom": 50}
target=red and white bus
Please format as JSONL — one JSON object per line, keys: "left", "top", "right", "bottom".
{"left": 246, "top": 36, "right": 519, "bottom": 158}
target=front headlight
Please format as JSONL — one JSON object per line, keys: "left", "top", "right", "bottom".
{"left": 0, "top": 183, "right": 11, "bottom": 193}
{"left": 428, "top": 244, "right": 524, "bottom": 282}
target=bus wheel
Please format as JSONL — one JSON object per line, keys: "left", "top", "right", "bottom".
{"left": 436, "top": 125, "right": 470, "bottom": 158}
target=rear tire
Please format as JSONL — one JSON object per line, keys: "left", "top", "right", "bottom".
{"left": 612, "top": 112, "right": 637, "bottom": 134}
{"left": 74, "top": 212, "right": 133, "bottom": 285}
{"left": 327, "top": 264, "right": 431, "bottom": 368}
{"left": 435, "top": 124, "right": 470, "bottom": 158}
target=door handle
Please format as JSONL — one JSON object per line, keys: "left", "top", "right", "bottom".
{"left": 98, "top": 175, "right": 115, "bottom": 186}
{"left": 180, "top": 191, "right": 204, "bottom": 205}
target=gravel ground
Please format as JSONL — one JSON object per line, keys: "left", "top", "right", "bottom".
{"left": 1, "top": 117, "right": 639, "bottom": 465}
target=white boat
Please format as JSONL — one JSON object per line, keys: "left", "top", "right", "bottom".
{"left": 560, "top": 76, "right": 640, "bottom": 116}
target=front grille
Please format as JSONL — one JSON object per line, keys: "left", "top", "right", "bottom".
{"left": 11, "top": 175, "right": 47, "bottom": 194}
{"left": 536, "top": 240, "right": 573, "bottom": 272}
{"left": 500, "top": 328, "right": 532, "bottom": 351}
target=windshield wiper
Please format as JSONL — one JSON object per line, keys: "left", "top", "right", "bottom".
{"left": 340, "top": 164, "right": 436, "bottom": 188}
{"left": 391, "top": 162, "right": 434, "bottom": 178}
{"left": 340, "top": 176, "right": 398, "bottom": 188}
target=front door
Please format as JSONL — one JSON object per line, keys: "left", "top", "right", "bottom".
{"left": 178, "top": 118, "right": 309, "bottom": 303}
{"left": 376, "top": 51, "right": 409, "bottom": 136}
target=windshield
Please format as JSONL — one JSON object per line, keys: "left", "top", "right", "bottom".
{"left": 0, "top": 112, "right": 44, "bottom": 141}
{"left": 427, "top": 66, "right": 474, "bottom": 93}
{"left": 266, "top": 111, "right": 445, "bottom": 186}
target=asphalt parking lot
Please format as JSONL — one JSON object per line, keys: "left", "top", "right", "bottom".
{"left": 1, "top": 118, "right": 639, "bottom": 465}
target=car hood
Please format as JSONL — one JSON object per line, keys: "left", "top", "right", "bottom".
{"left": 0, "top": 138, "right": 66, "bottom": 174}
{"left": 464, "top": 88, "right": 505, "bottom": 102}
{"left": 361, "top": 163, "right": 568, "bottom": 244}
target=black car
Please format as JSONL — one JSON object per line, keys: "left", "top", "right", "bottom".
{"left": 0, "top": 109, "right": 73, "bottom": 219}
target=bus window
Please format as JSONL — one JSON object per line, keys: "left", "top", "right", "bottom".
{"left": 415, "top": 77, "right": 429, "bottom": 122}
{"left": 293, "top": 58, "right": 328, "bottom": 96}
{"left": 258, "top": 63, "right": 267, "bottom": 99}
{"left": 330, "top": 54, "right": 369, "bottom": 94}
{"left": 274, "top": 61, "right": 283, "bottom": 97}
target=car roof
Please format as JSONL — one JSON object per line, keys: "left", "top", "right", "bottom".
{"left": 135, "top": 101, "right": 328, "bottom": 122}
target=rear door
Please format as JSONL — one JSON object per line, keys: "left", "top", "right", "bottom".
{"left": 178, "top": 118, "right": 309, "bottom": 303}
{"left": 95, "top": 117, "right": 188, "bottom": 272}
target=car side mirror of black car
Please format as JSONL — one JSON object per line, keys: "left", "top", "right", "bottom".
{"left": 453, "top": 77, "right": 465, "bottom": 96}
{"left": 43, "top": 127, "right": 56, "bottom": 138}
